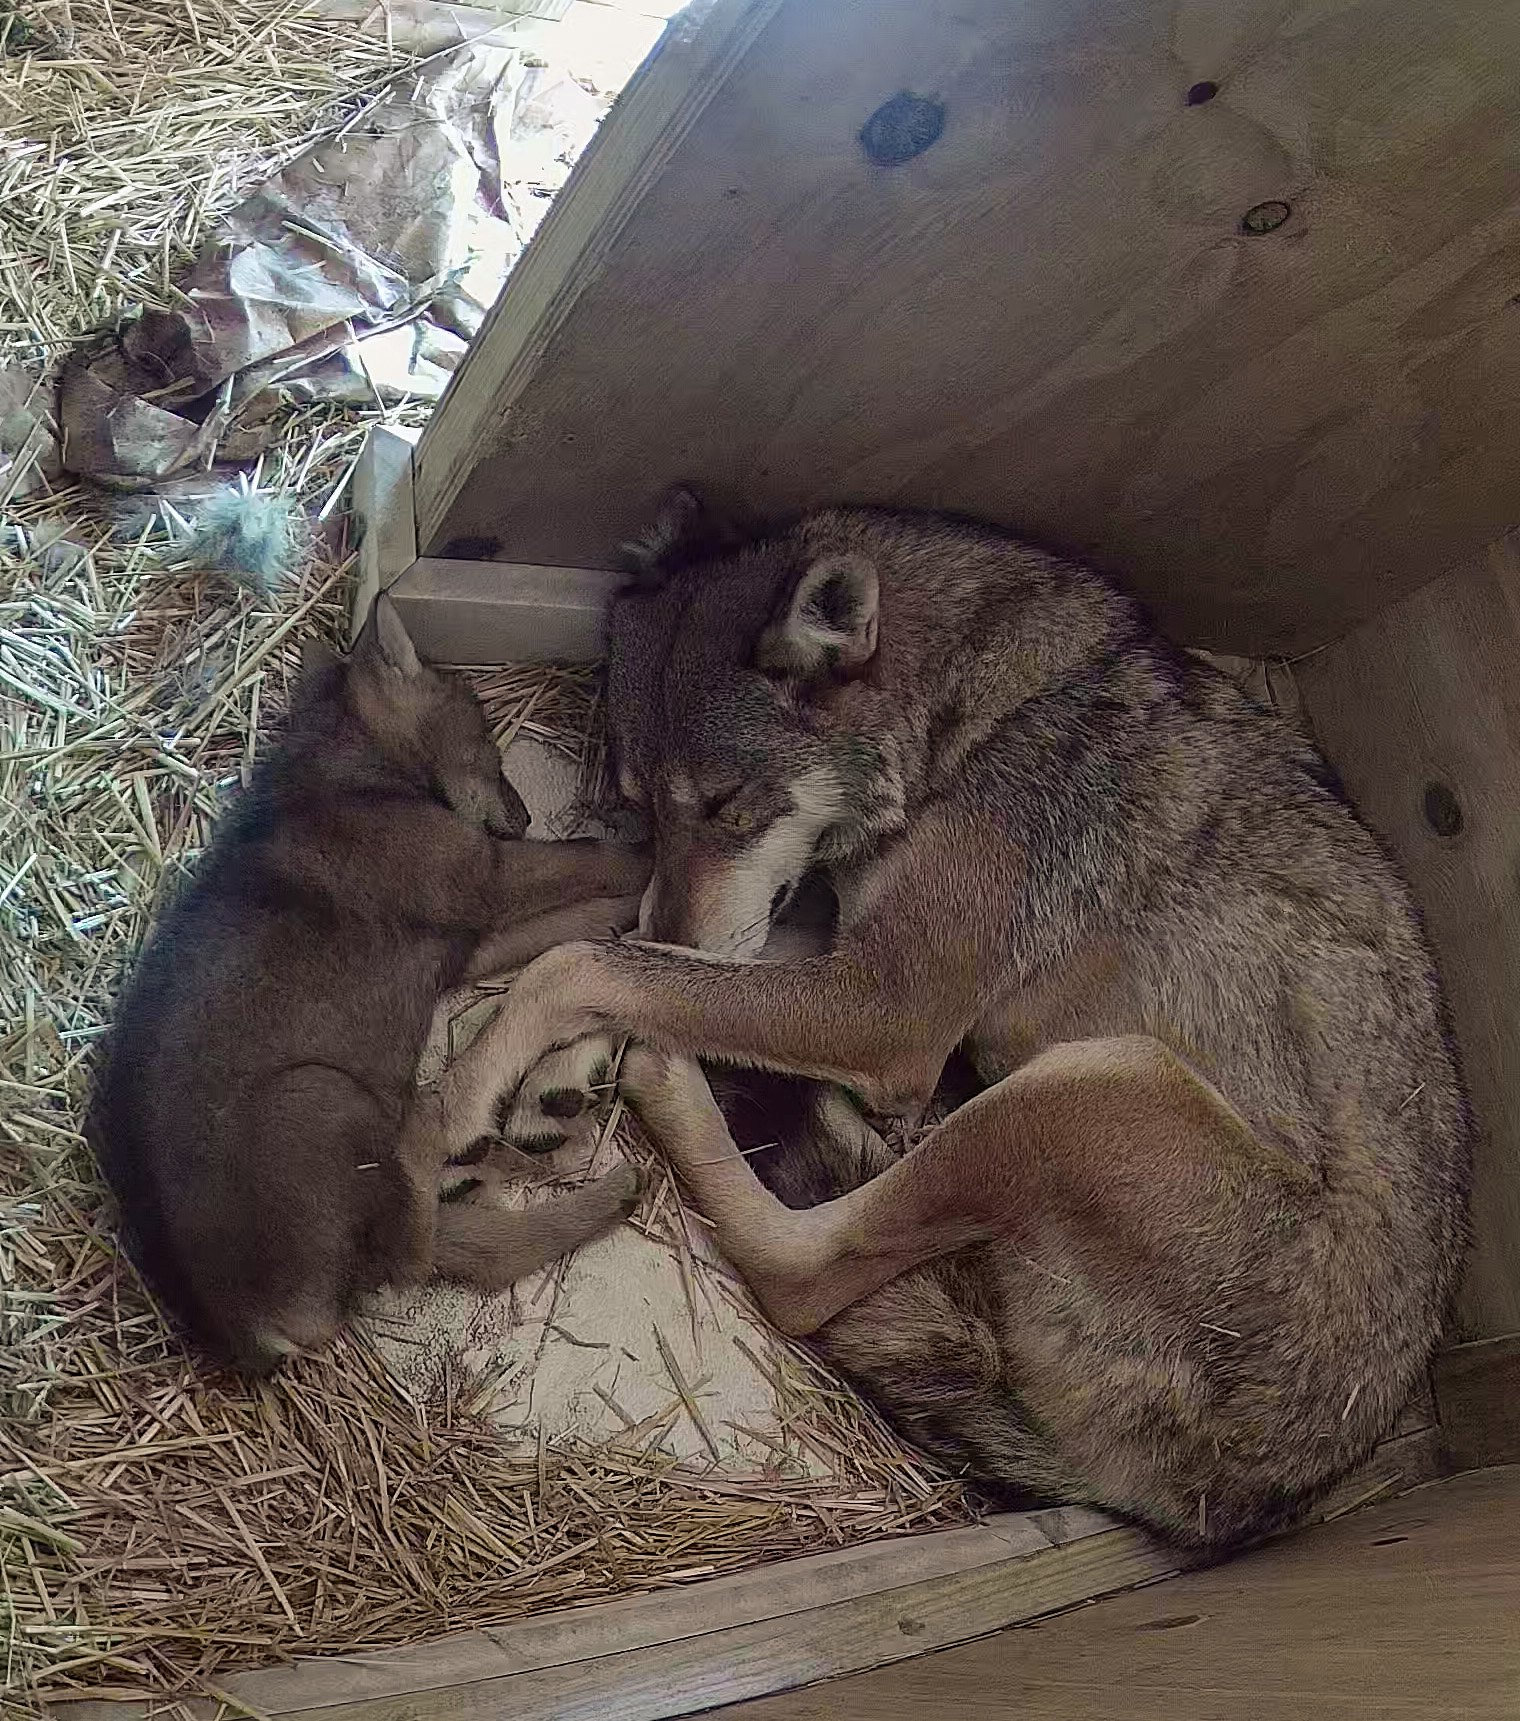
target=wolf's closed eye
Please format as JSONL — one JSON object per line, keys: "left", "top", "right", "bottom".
{"left": 701, "top": 785, "right": 745, "bottom": 823}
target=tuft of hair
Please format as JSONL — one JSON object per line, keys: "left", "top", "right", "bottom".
{"left": 118, "top": 480, "right": 307, "bottom": 597}
{"left": 618, "top": 487, "right": 704, "bottom": 584}
{"left": 181, "top": 484, "right": 305, "bottom": 596}
{"left": 617, "top": 485, "right": 755, "bottom": 586}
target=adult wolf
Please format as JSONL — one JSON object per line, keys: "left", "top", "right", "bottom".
{"left": 444, "top": 498, "right": 1470, "bottom": 1547}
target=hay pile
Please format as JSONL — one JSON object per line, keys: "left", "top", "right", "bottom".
{"left": 0, "top": 0, "right": 417, "bottom": 367}
{"left": 0, "top": 3, "right": 972, "bottom": 1709}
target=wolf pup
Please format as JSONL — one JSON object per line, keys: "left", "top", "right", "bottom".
{"left": 90, "top": 594, "right": 648, "bottom": 1374}
{"left": 440, "top": 498, "right": 1471, "bottom": 1549}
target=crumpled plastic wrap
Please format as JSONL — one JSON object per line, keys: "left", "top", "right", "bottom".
{"left": 59, "top": 0, "right": 622, "bottom": 489}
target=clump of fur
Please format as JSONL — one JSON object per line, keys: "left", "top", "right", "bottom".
{"left": 179, "top": 483, "right": 304, "bottom": 595}
{"left": 117, "top": 479, "right": 306, "bottom": 596}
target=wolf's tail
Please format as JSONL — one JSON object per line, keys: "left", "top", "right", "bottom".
{"left": 705, "top": 1069, "right": 898, "bottom": 1210}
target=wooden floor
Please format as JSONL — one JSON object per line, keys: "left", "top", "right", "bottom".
{"left": 709, "top": 1467, "right": 1520, "bottom": 1720}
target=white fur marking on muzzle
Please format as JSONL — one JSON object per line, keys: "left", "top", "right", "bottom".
{"left": 691, "top": 766, "right": 846, "bottom": 957}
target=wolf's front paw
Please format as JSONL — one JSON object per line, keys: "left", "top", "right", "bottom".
{"left": 497, "top": 1034, "right": 619, "bottom": 1169}
{"left": 436, "top": 1160, "right": 509, "bottom": 1204}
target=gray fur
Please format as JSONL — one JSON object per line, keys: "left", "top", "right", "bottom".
{"left": 119, "top": 481, "right": 306, "bottom": 596}
{"left": 607, "top": 500, "right": 1472, "bottom": 1548}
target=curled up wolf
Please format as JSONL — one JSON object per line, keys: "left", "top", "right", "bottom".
{"left": 444, "top": 498, "right": 1472, "bottom": 1550}
{"left": 91, "top": 595, "right": 647, "bottom": 1374}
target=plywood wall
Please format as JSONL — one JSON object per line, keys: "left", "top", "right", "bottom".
{"left": 417, "top": 0, "right": 1520, "bottom": 656}
{"left": 1298, "top": 538, "right": 1520, "bottom": 1342}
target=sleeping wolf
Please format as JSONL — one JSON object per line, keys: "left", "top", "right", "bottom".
{"left": 90, "top": 595, "right": 647, "bottom": 1374}
{"left": 441, "top": 499, "right": 1471, "bottom": 1548}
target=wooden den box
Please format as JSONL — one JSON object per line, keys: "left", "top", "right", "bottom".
{"left": 159, "top": 0, "right": 1520, "bottom": 1714}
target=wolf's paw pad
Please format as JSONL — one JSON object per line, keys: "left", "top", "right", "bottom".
{"left": 498, "top": 1036, "right": 617, "bottom": 1167}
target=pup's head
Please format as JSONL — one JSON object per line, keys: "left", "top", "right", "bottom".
{"left": 608, "top": 494, "right": 893, "bottom": 955}
{"left": 301, "top": 594, "right": 529, "bottom": 839}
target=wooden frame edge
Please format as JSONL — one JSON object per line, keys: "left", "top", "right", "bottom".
{"left": 1434, "top": 1331, "right": 1520, "bottom": 1471}
{"left": 349, "top": 422, "right": 621, "bottom": 664}
{"left": 349, "top": 421, "right": 420, "bottom": 644}
{"left": 387, "top": 557, "right": 623, "bottom": 664}
{"left": 48, "top": 1507, "right": 1176, "bottom": 1721}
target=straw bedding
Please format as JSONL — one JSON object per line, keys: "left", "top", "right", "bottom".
{"left": 1, "top": 3, "right": 972, "bottom": 1709}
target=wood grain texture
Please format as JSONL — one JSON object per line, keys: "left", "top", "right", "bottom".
{"left": 229, "top": 1529, "right": 1179, "bottom": 1721}
{"left": 349, "top": 423, "right": 419, "bottom": 643}
{"left": 48, "top": 1510, "right": 1173, "bottom": 1721}
{"left": 416, "top": 0, "right": 1520, "bottom": 655}
{"left": 709, "top": 1466, "right": 1520, "bottom": 1720}
{"left": 1435, "top": 1334, "right": 1520, "bottom": 1470}
{"left": 1297, "top": 537, "right": 1520, "bottom": 1339}
{"left": 1311, "top": 1425, "right": 1444, "bottom": 1524}
{"left": 388, "top": 558, "right": 624, "bottom": 663}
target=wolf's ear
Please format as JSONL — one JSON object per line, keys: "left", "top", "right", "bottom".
{"left": 757, "top": 553, "right": 879, "bottom": 680}
{"left": 618, "top": 488, "right": 711, "bottom": 589}
{"left": 354, "top": 592, "right": 424, "bottom": 679}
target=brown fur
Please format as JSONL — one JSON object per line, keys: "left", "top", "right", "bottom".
{"left": 89, "top": 596, "right": 648, "bottom": 1374}
{"left": 450, "top": 503, "right": 1471, "bottom": 1548}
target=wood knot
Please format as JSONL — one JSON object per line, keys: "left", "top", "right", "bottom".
{"left": 860, "top": 92, "right": 944, "bottom": 166}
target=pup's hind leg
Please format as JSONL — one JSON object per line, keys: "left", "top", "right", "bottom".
{"left": 432, "top": 1162, "right": 642, "bottom": 1290}
{"left": 367, "top": 1090, "right": 454, "bottom": 1289}
{"left": 621, "top": 1038, "right": 1306, "bottom": 1338}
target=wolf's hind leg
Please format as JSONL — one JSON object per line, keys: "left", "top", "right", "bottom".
{"left": 620, "top": 1038, "right": 1301, "bottom": 1338}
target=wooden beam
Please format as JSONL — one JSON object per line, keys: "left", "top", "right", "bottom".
{"left": 388, "top": 557, "right": 622, "bottom": 664}
{"left": 1435, "top": 1334, "right": 1520, "bottom": 1470}
{"left": 49, "top": 1508, "right": 1180, "bottom": 1721}
{"left": 710, "top": 1467, "right": 1520, "bottom": 1721}
{"left": 1297, "top": 536, "right": 1520, "bottom": 1339}
{"left": 349, "top": 422, "right": 419, "bottom": 643}
{"left": 414, "top": 0, "right": 1520, "bottom": 656}
{"left": 347, "top": 422, "right": 618, "bottom": 663}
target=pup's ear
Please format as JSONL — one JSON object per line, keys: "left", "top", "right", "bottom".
{"left": 619, "top": 486, "right": 751, "bottom": 588}
{"left": 497, "top": 773, "right": 531, "bottom": 840}
{"left": 756, "top": 553, "right": 878, "bottom": 680}
{"left": 353, "top": 592, "right": 423, "bottom": 679}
